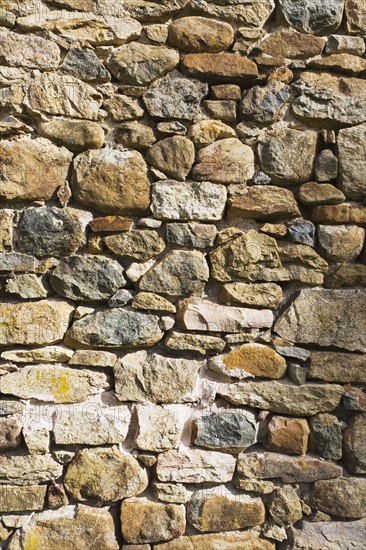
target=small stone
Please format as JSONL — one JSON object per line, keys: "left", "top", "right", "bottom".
{"left": 211, "top": 84, "right": 242, "bottom": 100}
{"left": 298, "top": 182, "right": 345, "bottom": 205}
{"left": 115, "top": 351, "right": 203, "bottom": 403}
{"left": 132, "top": 404, "right": 181, "bottom": 452}
{"left": 313, "top": 204, "right": 366, "bottom": 224}
{"left": 69, "top": 350, "right": 117, "bottom": 367}
{"left": 0, "top": 28, "right": 60, "bottom": 69}
{"left": 188, "top": 119, "right": 236, "bottom": 146}
{"left": 133, "top": 292, "right": 176, "bottom": 313}
{"left": 192, "top": 138, "right": 254, "bottom": 184}
{"left": 23, "top": 427, "right": 50, "bottom": 454}
{"left": 309, "top": 413, "right": 342, "bottom": 461}
{"left": 5, "top": 273, "right": 48, "bottom": 299}
{"left": 259, "top": 29, "right": 325, "bottom": 58}
{"left": 0, "top": 209, "right": 13, "bottom": 251}
{"left": 145, "top": 23, "right": 169, "bottom": 43}
{"left": 116, "top": 121, "right": 156, "bottom": 149}
{"left": 258, "top": 128, "right": 317, "bottom": 185}
{"left": 268, "top": 486, "right": 303, "bottom": 526}
{"left": 121, "top": 500, "right": 185, "bottom": 544}
{"left": 219, "top": 282, "right": 283, "bottom": 308}
{"left": 104, "top": 230, "right": 165, "bottom": 261}
{"left": 192, "top": 409, "right": 256, "bottom": 452}
{"left": 286, "top": 220, "right": 316, "bottom": 247}
{"left": 326, "top": 35, "right": 365, "bottom": 55}
{"left": 156, "top": 448, "right": 236, "bottom": 484}
{"left": 89, "top": 216, "right": 133, "bottom": 232}
{"left": 0, "top": 418, "right": 22, "bottom": 451}
{"left": 240, "top": 81, "right": 290, "bottom": 124}
{"left": 228, "top": 186, "right": 300, "bottom": 220}
{"left": 0, "top": 364, "right": 109, "bottom": 403}
{"left": 72, "top": 148, "right": 150, "bottom": 215}
{"left": 260, "top": 223, "right": 287, "bottom": 238}
{"left": 309, "top": 478, "right": 366, "bottom": 519}
{"left": 104, "top": 94, "right": 144, "bottom": 121}
{"left": 168, "top": 17, "right": 234, "bottom": 53}
{"left": 345, "top": 0, "right": 366, "bottom": 34}
{"left": 166, "top": 223, "right": 217, "bottom": 249}
{"left": 264, "top": 416, "right": 309, "bottom": 455}
{"left": 343, "top": 414, "right": 366, "bottom": 474}
{"left": 220, "top": 381, "right": 344, "bottom": 416}
{"left": 164, "top": 332, "right": 226, "bottom": 355}
{"left": 203, "top": 99, "right": 237, "bottom": 122}
{"left": 65, "top": 308, "right": 163, "bottom": 349}
{"left": 155, "top": 531, "right": 275, "bottom": 550}
{"left": 278, "top": 0, "right": 344, "bottom": 34}
{"left": 143, "top": 71, "right": 208, "bottom": 120}
{"left": 157, "top": 120, "right": 187, "bottom": 135}
{"left": 320, "top": 224, "right": 364, "bottom": 261}
{"left": 337, "top": 123, "right": 366, "bottom": 200}
{"left": 61, "top": 47, "right": 110, "bottom": 83}
{"left": 109, "top": 289, "right": 134, "bottom": 307}
{"left": 343, "top": 387, "right": 366, "bottom": 412}
{"left": 0, "top": 486, "right": 47, "bottom": 513}
{"left": 188, "top": 486, "right": 265, "bottom": 532}
{"left": 47, "top": 482, "right": 68, "bottom": 509}
{"left": 154, "top": 483, "right": 188, "bottom": 504}
{"left": 1, "top": 346, "right": 73, "bottom": 364}
{"left": 288, "top": 363, "right": 307, "bottom": 386}
{"left": 137, "top": 218, "right": 162, "bottom": 229}
{"left": 151, "top": 180, "right": 226, "bottom": 221}
{"left": 0, "top": 454, "right": 62, "bottom": 485}
{"left": 235, "top": 479, "right": 275, "bottom": 494}
{"left": 125, "top": 258, "right": 156, "bottom": 282}
{"left": 315, "top": 150, "right": 338, "bottom": 182}
{"left": 64, "top": 447, "right": 148, "bottom": 504}
{"left": 17, "top": 206, "right": 90, "bottom": 258}
{"left": 107, "top": 43, "right": 178, "bottom": 85}
{"left": 147, "top": 136, "right": 195, "bottom": 180}
{"left": 287, "top": 518, "right": 366, "bottom": 550}
{"left": 182, "top": 53, "right": 258, "bottom": 83}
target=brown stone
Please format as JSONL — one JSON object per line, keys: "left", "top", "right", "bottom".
{"left": 260, "top": 29, "right": 325, "bottom": 58}
{"left": 309, "top": 478, "right": 366, "bottom": 519}
{"left": 309, "top": 351, "right": 366, "bottom": 383}
{"left": 168, "top": 16, "right": 234, "bottom": 53}
{"left": 156, "top": 531, "right": 275, "bottom": 549}
{"left": 264, "top": 416, "right": 309, "bottom": 455}
{"left": 219, "top": 282, "right": 283, "bottom": 309}
{"left": 0, "top": 418, "right": 22, "bottom": 451}
{"left": 345, "top": 0, "right": 366, "bottom": 34}
{"left": 147, "top": 136, "right": 195, "bottom": 181}
{"left": 104, "top": 230, "right": 165, "bottom": 261}
{"left": 0, "top": 485, "right": 46, "bottom": 513}
{"left": 309, "top": 53, "right": 366, "bottom": 75}
{"left": 188, "top": 119, "right": 236, "bottom": 146}
{"left": 298, "top": 182, "right": 345, "bottom": 206}
{"left": 326, "top": 264, "right": 366, "bottom": 288}
{"left": 313, "top": 204, "right": 366, "bottom": 224}
{"left": 89, "top": 216, "right": 133, "bottom": 232}
{"left": 182, "top": 53, "right": 258, "bottom": 83}
{"left": 228, "top": 186, "right": 300, "bottom": 220}
{"left": 211, "top": 84, "right": 242, "bottom": 100}
{"left": 343, "top": 414, "right": 366, "bottom": 473}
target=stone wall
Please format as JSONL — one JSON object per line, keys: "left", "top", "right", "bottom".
{"left": 0, "top": 0, "right": 366, "bottom": 548}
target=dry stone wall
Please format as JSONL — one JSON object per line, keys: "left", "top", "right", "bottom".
{"left": 0, "top": 0, "right": 366, "bottom": 548}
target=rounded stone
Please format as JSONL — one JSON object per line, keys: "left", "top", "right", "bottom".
{"left": 168, "top": 16, "right": 234, "bottom": 53}
{"left": 278, "top": 0, "right": 344, "bottom": 35}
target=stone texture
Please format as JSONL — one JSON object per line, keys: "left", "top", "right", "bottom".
{"left": 64, "top": 447, "right": 148, "bottom": 504}
{"left": 154, "top": 483, "right": 188, "bottom": 504}
{"left": 192, "top": 410, "right": 256, "bottom": 452}
{"left": 65, "top": 308, "right": 163, "bottom": 349}
{"left": 309, "top": 478, "right": 366, "bottom": 519}
{"left": 5, "top": 273, "right": 48, "bottom": 299}
{"left": 182, "top": 53, "right": 258, "bottom": 83}
{"left": 315, "top": 149, "right": 339, "bottom": 182}
{"left": 132, "top": 404, "right": 181, "bottom": 451}
{"left": 313, "top": 204, "right": 366, "bottom": 224}
{"left": 309, "top": 53, "right": 366, "bottom": 75}
{"left": 164, "top": 332, "right": 226, "bottom": 355}
{"left": 1, "top": 346, "right": 74, "bottom": 364}
{"left": 151, "top": 181, "right": 226, "bottom": 221}
{"left": 39, "top": 119, "right": 104, "bottom": 152}
{"left": 240, "top": 81, "right": 290, "bottom": 124}
{"left": 168, "top": 16, "right": 234, "bottom": 53}
{"left": 69, "top": 349, "right": 117, "bottom": 367}
{"left": 298, "top": 182, "right": 345, "bottom": 206}
{"left": 0, "top": 28, "right": 60, "bottom": 69}
{"left": 318, "top": 225, "right": 364, "bottom": 261}
{"left": 345, "top": 0, "right": 366, "bottom": 33}
{"left": 209, "top": 343, "right": 287, "bottom": 379}
{"left": 156, "top": 449, "right": 236, "bottom": 483}
{"left": 50, "top": 255, "right": 125, "bottom": 301}
{"left": 105, "top": 230, "right": 165, "bottom": 261}
{"left": 61, "top": 47, "right": 110, "bottom": 83}
{"left": 72, "top": 148, "right": 150, "bottom": 215}
{"left": 7, "top": 505, "right": 119, "bottom": 550}
{"left": 264, "top": 416, "right": 309, "bottom": 455}
{"left": 326, "top": 264, "right": 366, "bottom": 288}
{"left": 147, "top": 136, "right": 195, "bottom": 180}
{"left": 192, "top": 138, "right": 254, "bottom": 184}
{"left": 260, "top": 29, "right": 325, "bottom": 58}
{"left": 133, "top": 292, "right": 176, "bottom": 313}
{"left": 0, "top": 137, "right": 72, "bottom": 202}
{"left": 116, "top": 121, "right": 156, "bottom": 149}
{"left": 166, "top": 223, "right": 217, "bottom": 249}
{"left": 121, "top": 500, "right": 185, "bottom": 544}
{"left": 156, "top": 531, "right": 275, "bottom": 549}
{"left": 278, "top": 0, "right": 344, "bottom": 34}
{"left": 309, "top": 413, "right": 342, "bottom": 461}
{"left": 188, "top": 119, "right": 236, "bottom": 146}
{"left": 275, "top": 288, "right": 366, "bottom": 352}
{"left": 337, "top": 124, "right": 366, "bottom": 200}
{"left": 220, "top": 381, "right": 344, "bottom": 415}
{"left": 268, "top": 486, "right": 303, "bottom": 526}
{"left": 343, "top": 414, "right": 366, "bottom": 473}
{"left": 228, "top": 186, "right": 300, "bottom": 220}
{"left": 0, "top": 454, "right": 63, "bottom": 485}
{"left": 115, "top": 351, "right": 203, "bottom": 403}
{"left": 219, "top": 282, "right": 283, "bottom": 308}
{"left": 0, "top": 418, "right": 22, "bottom": 451}
{"left": 0, "top": 485, "right": 46, "bottom": 513}
{"left": 287, "top": 519, "right": 366, "bottom": 550}
{"left": 309, "top": 351, "right": 366, "bottom": 383}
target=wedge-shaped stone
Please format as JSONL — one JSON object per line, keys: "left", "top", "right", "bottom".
{"left": 275, "top": 288, "right": 366, "bottom": 352}
{"left": 287, "top": 519, "right": 366, "bottom": 550}
{"left": 192, "top": 410, "right": 256, "bottom": 452}
{"left": 228, "top": 186, "right": 300, "bottom": 220}
{"left": 309, "top": 351, "right": 366, "bottom": 383}
{"left": 237, "top": 452, "right": 342, "bottom": 483}
{"left": 309, "top": 478, "right": 366, "bottom": 519}
{"left": 115, "top": 350, "right": 203, "bottom": 403}
{"left": 0, "top": 28, "right": 60, "bottom": 69}
{"left": 73, "top": 148, "right": 150, "bottom": 215}
{"left": 0, "top": 454, "right": 63, "bottom": 486}
{"left": 0, "top": 364, "right": 109, "bottom": 403}
{"left": 104, "top": 230, "right": 165, "bottom": 261}
{"left": 7, "top": 505, "right": 119, "bottom": 550}
{"left": 156, "top": 449, "right": 236, "bottom": 483}
{"left": 64, "top": 447, "right": 148, "bottom": 504}
{"left": 220, "top": 381, "right": 344, "bottom": 415}
{"left": 157, "top": 531, "right": 275, "bottom": 549}
{"left": 0, "top": 300, "right": 73, "bottom": 347}
{"left": 151, "top": 181, "right": 226, "bottom": 221}
{"left": 298, "top": 182, "right": 345, "bottom": 206}
{"left": 177, "top": 298, "right": 273, "bottom": 332}
{"left": 65, "top": 308, "right": 163, "bottom": 349}
{"left": 0, "top": 485, "right": 46, "bottom": 513}
{"left": 182, "top": 53, "right": 258, "bottom": 83}
{"left": 1, "top": 346, "right": 74, "bottom": 364}
{"left": 0, "top": 137, "right": 72, "bottom": 202}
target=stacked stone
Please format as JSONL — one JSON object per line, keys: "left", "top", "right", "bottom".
{"left": 0, "top": 0, "right": 366, "bottom": 548}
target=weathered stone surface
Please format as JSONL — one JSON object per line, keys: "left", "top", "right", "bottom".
{"left": 0, "top": 137, "right": 72, "bottom": 202}
{"left": 65, "top": 308, "right": 163, "bottom": 349}
{"left": 0, "top": 28, "right": 60, "bottom": 69}
{"left": 27, "top": 73, "right": 102, "bottom": 119}
{"left": 164, "top": 332, "right": 226, "bottom": 355}
{"left": 182, "top": 53, "right": 258, "bottom": 83}
{"left": 0, "top": 364, "right": 109, "bottom": 403}
{"left": 0, "top": 209, "right": 12, "bottom": 252}
{"left": 157, "top": 449, "right": 236, "bottom": 483}
{"left": 343, "top": 414, "right": 366, "bottom": 473}
{"left": 1, "top": 346, "right": 73, "bottom": 364}
{"left": 240, "top": 81, "right": 290, "bottom": 124}
{"left": 156, "top": 530, "right": 275, "bottom": 549}
{"left": 115, "top": 351, "right": 203, "bottom": 403}
{"left": 177, "top": 298, "right": 273, "bottom": 332}
{"left": 343, "top": 387, "right": 366, "bottom": 412}
{"left": 219, "top": 282, "right": 283, "bottom": 308}
{"left": 268, "top": 486, "right": 303, "bottom": 526}
{"left": 5, "top": 273, "right": 48, "bottom": 299}
{"left": 121, "top": 500, "right": 185, "bottom": 544}
{"left": 337, "top": 124, "right": 366, "bottom": 200}
{"left": 192, "top": 138, "right": 254, "bottom": 184}
{"left": 309, "top": 413, "right": 342, "bottom": 461}
{"left": 309, "top": 478, "right": 366, "bottom": 518}
{"left": 326, "top": 264, "right": 366, "bottom": 288}
{"left": 259, "top": 29, "right": 325, "bottom": 58}
{"left": 124, "top": 0, "right": 190, "bottom": 22}
{"left": 73, "top": 148, "right": 150, "bottom": 215}
{"left": 133, "top": 292, "right": 176, "bottom": 313}
{"left": 105, "top": 230, "right": 165, "bottom": 261}
{"left": 0, "top": 454, "right": 62, "bottom": 486}
{"left": 287, "top": 519, "right": 366, "bottom": 550}
{"left": 275, "top": 288, "right": 366, "bottom": 352}
{"left": 143, "top": 72, "right": 208, "bottom": 120}
{"left": 345, "top": 0, "right": 366, "bottom": 33}
{"left": 228, "top": 186, "right": 300, "bottom": 220}
{"left": 61, "top": 47, "right": 110, "bottom": 82}
{"left": 188, "top": 486, "right": 265, "bottom": 532}
{"left": 50, "top": 255, "right": 125, "bottom": 301}
{"left": 0, "top": 300, "right": 73, "bottom": 347}
{"left": 192, "top": 410, "right": 256, "bottom": 452}
{"left": 116, "top": 121, "right": 156, "bottom": 149}
{"left": 313, "top": 203, "right": 366, "bottom": 224}
{"left": 154, "top": 483, "right": 188, "bottom": 504}
{"left": 278, "top": 0, "right": 344, "bottom": 34}
{"left": 209, "top": 343, "right": 287, "bottom": 379}
{"left": 7, "top": 505, "right": 119, "bottom": 550}
{"left": 0, "top": 485, "right": 46, "bottom": 513}
{"left": 69, "top": 349, "right": 116, "bottom": 367}
{"left": 237, "top": 452, "right": 342, "bottom": 483}
{"left": 258, "top": 129, "right": 317, "bottom": 185}
{"left": 166, "top": 223, "right": 217, "bottom": 249}
{"left": 220, "top": 381, "right": 344, "bottom": 415}
{"left": 147, "top": 136, "right": 195, "bottom": 180}
{"left": 132, "top": 404, "right": 181, "bottom": 451}
{"left": 203, "top": 98, "right": 236, "bottom": 121}
{"left": 17, "top": 207, "right": 89, "bottom": 258}
{"left": 315, "top": 149, "right": 339, "bottom": 182}
{"left": 264, "top": 416, "right": 309, "bottom": 455}
{"left": 0, "top": 418, "right": 22, "bottom": 451}
{"left": 38, "top": 119, "right": 104, "bottom": 152}
{"left": 298, "top": 182, "right": 345, "bottom": 206}
{"left": 168, "top": 16, "right": 234, "bottom": 52}
{"left": 64, "top": 447, "right": 148, "bottom": 504}
{"left": 309, "top": 352, "right": 366, "bottom": 384}
{"left": 318, "top": 225, "right": 364, "bottom": 262}
{"left": 309, "top": 53, "right": 366, "bottom": 75}
{"left": 151, "top": 181, "right": 226, "bottom": 221}
{"left": 190, "top": 0, "right": 274, "bottom": 27}
{"left": 188, "top": 119, "right": 236, "bottom": 146}
{"left": 326, "top": 34, "right": 365, "bottom": 55}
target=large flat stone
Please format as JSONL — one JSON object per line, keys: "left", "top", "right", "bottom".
{"left": 0, "top": 454, "right": 62, "bottom": 486}
{"left": 308, "top": 351, "right": 366, "bottom": 383}
{"left": 156, "top": 531, "right": 275, "bottom": 549}
{"left": 0, "top": 485, "right": 46, "bottom": 513}
{"left": 182, "top": 53, "right": 258, "bottom": 83}
{"left": 309, "top": 478, "right": 366, "bottom": 518}
{"left": 0, "top": 28, "right": 60, "bottom": 69}
{"left": 287, "top": 519, "right": 366, "bottom": 550}
{"left": 337, "top": 123, "right": 366, "bottom": 200}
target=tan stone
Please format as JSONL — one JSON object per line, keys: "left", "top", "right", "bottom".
{"left": 168, "top": 17, "right": 234, "bottom": 53}
{"left": 188, "top": 119, "right": 236, "bottom": 146}
{"left": 0, "top": 209, "right": 12, "bottom": 252}
{"left": 228, "top": 186, "right": 300, "bottom": 220}
{"left": 309, "top": 53, "right": 366, "bottom": 75}
{"left": 268, "top": 486, "right": 303, "bottom": 526}
{"left": 313, "top": 204, "right": 366, "bottom": 224}
{"left": 0, "top": 454, "right": 63, "bottom": 486}
{"left": 1, "top": 346, "right": 74, "bottom": 364}
{"left": 121, "top": 500, "right": 185, "bottom": 544}
{"left": 147, "top": 136, "right": 195, "bottom": 181}
{"left": 260, "top": 29, "right": 324, "bottom": 58}
{"left": 309, "top": 351, "right": 366, "bottom": 383}
{"left": 182, "top": 53, "right": 258, "bottom": 83}
{"left": 132, "top": 292, "right": 176, "bottom": 313}
{"left": 116, "top": 121, "right": 156, "bottom": 149}
{"left": 219, "top": 282, "right": 283, "bottom": 308}
{"left": 264, "top": 416, "right": 309, "bottom": 455}
{"left": 132, "top": 404, "right": 181, "bottom": 452}
{"left": 345, "top": 0, "right": 366, "bottom": 33}
{"left": 39, "top": 119, "right": 104, "bottom": 152}
{"left": 0, "top": 485, "right": 46, "bottom": 513}
{"left": 309, "top": 478, "right": 366, "bottom": 519}
{"left": 298, "top": 182, "right": 345, "bottom": 205}
{"left": 105, "top": 230, "right": 165, "bottom": 261}
{"left": 0, "top": 417, "right": 22, "bottom": 451}
{"left": 0, "top": 28, "right": 60, "bottom": 69}
{"left": 202, "top": 99, "right": 237, "bottom": 121}
{"left": 343, "top": 414, "right": 366, "bottom": 473}
{"left": 318, "top": 225, "right": 364, "bottom": 261}
{"left": 156, "top": 531, "right": 275, "bottom": 549}
{"left": 164, "top": 332, "right": 226, "bottom": 355}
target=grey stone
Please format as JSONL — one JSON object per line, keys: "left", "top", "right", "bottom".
{"left": 192, "top": 410, "right": 256, "bottom": 452}
{"left": 5, "top": 273, "right": 48, "bottom": 299}
{"left": 309, "top": 478, "right": 366, "bottom": 519}
{"left": 343, "top": 414, "right": 366, "bottom": 474}
{"left": 240, "top": 82, "right": 290, "bottom": 124}
{"left": 166, "top": 223, "right": 217, "bottom": 248}
{"left": 337, "top": 123, "right": 366, "bottom": 200}
{"left": 268, "top": 486, "right": 303, "bottom": 526}
{"left": 104, "top": 230, "right": 165, "bottom": 261}
{"left": 287, "top": 519, "right": 366, "bottom": 550}
{"left": 50, "top": 255, "right": 126, "bottom": 302}
{"left": 309, "top": 413, "right": 342, "bottom": 461}
{"left": 61, "top": 47, "right": 110, "bottom": 82}
{"left": 108, "top": 289, "right": 134, "bottom": 307}
{"left": 278, "top": 0, "right": 344, "bottom": 35}
{"left": 143, "top": 71, "right": 208, "bottom": 120}
{"left": 326, "top": 34, "right": 365, "bottom": 55}
{"left": 287, "top": 220, "right": 316, "bottom": 247}
{"left": 315, "top": 149, "right": 338, "bottom": 182}
{"left": 190, "top": 0, "right": 275, "bottom": 26}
